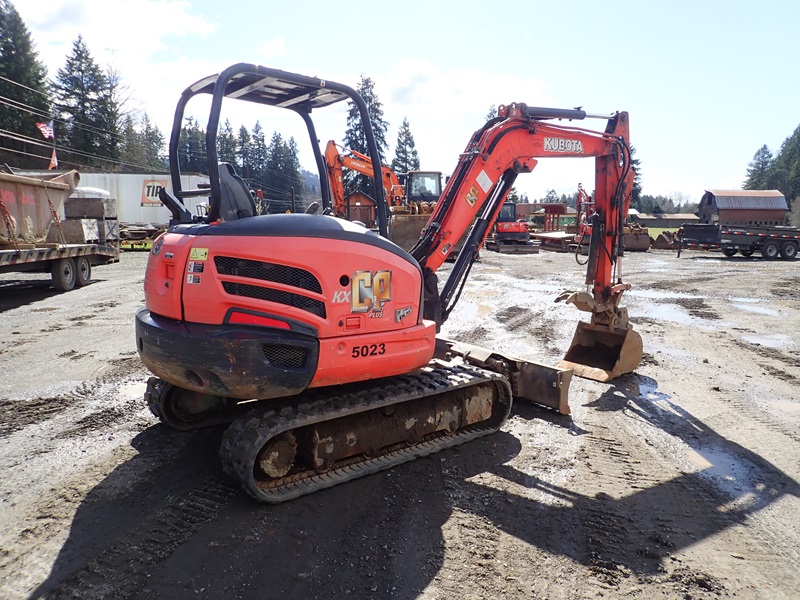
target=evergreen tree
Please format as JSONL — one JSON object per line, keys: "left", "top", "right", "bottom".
{"left": 485, "top": 105, "right": 497, "bottom": 121}
{"left": 236, "top": 125, "right": 251, "bottom": 178}
{"left": 342, "top": 75, "right": 389, "bottom": 198}
{"left": 217, "top": 119, "right": 237, "bottom": 165}
{"left": 140, "top": 113, "right": 166, "bottom": 169}
{"left": 119, "top": 115, "right": 146, "bottom": 169}
{"left": 53, "top": 36, "right": 121, "bottom": 169}
{"left": 264, "top": 132, "right": 305, "bottom": 212}
{"left": 249, "top": 121, "right": 267, "bottom": 189}
{"left": 391, "top": 117, "right": 420, "bottom": 173}
{"left": 743, "top": 144, "right": 774, "bottom": 190}
{"left": 771, "top": 125, "right": 800, "bottom": 204}
{"left": 285, "top": 136, "right": 305, "bottom": 201}
{"left": 629, "top": 146, "right": 642, "bottom": 208}
{"left": 119, "top": 112, "right": 166, "bottom": 170}
{"left": 0, "top": 0, "right": 51, "bottom": 168}
{"left": 178, "top": 116, "right": 206, "bottom": 173}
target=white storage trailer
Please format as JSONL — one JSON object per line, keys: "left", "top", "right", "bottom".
{"left": 16, "top": 172, "right": 210, "bottom": 226}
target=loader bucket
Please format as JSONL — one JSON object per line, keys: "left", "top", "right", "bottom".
{"left": 557, "top": 321, "right": 643, "bottom": 382}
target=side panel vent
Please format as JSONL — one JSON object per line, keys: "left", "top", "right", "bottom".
{"left": 215, "top": 256, "right": 322, "bottom": 293}
{"left": 221, "top": 281, "right": 326, "bottom": 318}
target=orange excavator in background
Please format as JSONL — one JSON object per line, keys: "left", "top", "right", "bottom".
{"left": 135, "top": 64, "right": 642, "bottom": 503}
{"left": 324, "top": 140, "right": 407, "bottom": 218}
{"left": 324, "top": 140, "right": 444, "bottom": 249}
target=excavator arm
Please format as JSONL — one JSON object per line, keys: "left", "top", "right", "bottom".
{"left": 409, "top": 103, "right": 641, "bottom": 381}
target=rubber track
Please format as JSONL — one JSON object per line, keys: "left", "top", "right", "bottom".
{"left": 219, "top": 361, "right": 513, "bottom": 503}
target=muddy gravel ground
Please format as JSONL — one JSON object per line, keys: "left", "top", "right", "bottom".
{"left": 0, "top": 247, "right": 798, "bottom": 600}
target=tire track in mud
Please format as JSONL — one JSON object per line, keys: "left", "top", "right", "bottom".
{"left": 11, "top": 476, "right": 239, "bottom": 600}
{"left": 576, "top": 411, "right": 732, "bottom": 597}
{"left": 0, "top": 396, "right": 76, "bottom": 437}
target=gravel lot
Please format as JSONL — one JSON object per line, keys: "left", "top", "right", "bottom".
{"left": 0, "top": 246, "right": 798, "bottom": 599}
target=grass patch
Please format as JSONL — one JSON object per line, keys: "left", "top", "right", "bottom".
{"left": 120, "top": 240, "right": 153, "bottom": 251}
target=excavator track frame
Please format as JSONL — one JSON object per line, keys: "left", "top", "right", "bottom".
{"left": 219, "top": 361, "right": 512, "bottom": 503}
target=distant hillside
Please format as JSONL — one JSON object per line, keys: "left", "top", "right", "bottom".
{"left": 302, "top": 169, "right": 321, "bottom": 200}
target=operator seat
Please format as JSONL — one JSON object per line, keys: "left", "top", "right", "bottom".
{"left": 218, "top": 162, "right": 256, "bottom": 221}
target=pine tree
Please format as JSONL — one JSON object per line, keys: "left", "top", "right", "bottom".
{"left": 743, "top": 145, "right": 774, "bottom": 190}
{"left": 285, "top": 136, "right": 305, "bottom": 202}
{"left": 140, "top": 113, "right": 166, "bottom": 169}
{"left": 119, "top": 115, "right": 146, "bottom": 169}
{"left": 249, "top": 121, "right": 267, "bottom": 189}
{"left": 771, "top": 126, "right": 800, "bottom": 204}
{"left": 217, "top": 119, "right": 237, "bottom": 165}
{"left": 343, "top": 75, "right": 389, "bottom": 198}
{"left": 178, "top": 117, "right": 206, "bottom": 174}
{"left": 391, "top": 118, "right": 420, "bottom": 173}
{"left": 629, "top": 146, "right": 642, "bottom": 208}
{"left": 119, "top": 112, "right": 166, "bottom": 171}
{"left": 236, "top": 125, "right": 251, "bottom": 179}
{"left": 0, "top": 0, "right": 51, "bottom": 168}
{"left": 53, "top": 36, "right": 121, "bottom": 169}
{"left": 264, "top": 132, "right": 305, "bottom": 212}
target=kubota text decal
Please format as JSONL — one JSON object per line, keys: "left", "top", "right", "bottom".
{"left": 544, "top": 137, "right": 584, "bottom": 153}
{"left": 351, "top": 270, "right": 391, "bottom": 318}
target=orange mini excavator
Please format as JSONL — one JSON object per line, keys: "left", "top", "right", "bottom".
{"left": 135, "top": 64, "right": 642, "bottom": 502}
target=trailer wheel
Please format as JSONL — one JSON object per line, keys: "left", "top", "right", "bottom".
{"left": 75, "top": 256, "right": 92, "bottom": 286}
{"left": 740, "top": 247, "right": 755, "bottom": 257}
{"left": 761, "top": 240, "right": 780, "bottom": 259}
{"left": 780, "top": 241, "right": 798, "bottom": 260}
{"left": 722, "top": 247, "right": 738, "bottom": 257}
{"left": 51, "top": 258, "right": 77, "bottom": 292}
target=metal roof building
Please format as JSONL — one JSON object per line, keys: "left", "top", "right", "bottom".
{"left": 698, "top": 189, "right": 788, "bottom": 226}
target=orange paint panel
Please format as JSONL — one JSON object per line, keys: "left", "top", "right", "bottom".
{"left": 311, "top": 321, "right": 436, "bottom": 387}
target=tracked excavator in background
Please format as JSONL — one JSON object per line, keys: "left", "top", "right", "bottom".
{"left": 324, "top": 140, "right": 445, "bottom": 251}
{"left": 135, "top": 64, "right": 643, "bottom": 503}
{"left": 324, "top": 140, "right": 443, "bottom": 218}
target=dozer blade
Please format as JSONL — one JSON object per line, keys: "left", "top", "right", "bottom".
{"left": 435, "top": 338, "right": 572, "bottom": 415}
{"left": 557, "top": 321, "right": 643, "bottom": 382}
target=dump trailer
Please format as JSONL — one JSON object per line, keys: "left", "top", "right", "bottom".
{"left": 0, "top": 170, "right": 119, "bottom": 291}
{"left": 676, "top": 223, "right": 800, "bottom": 259}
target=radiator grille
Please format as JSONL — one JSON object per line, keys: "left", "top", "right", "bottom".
{"left": 221, "top": 281, "right": 326, "bottom": 318}
{"left": 262, "top": 344, "right": 308, "bottom": 369}
{"left": 215, "top": 256, "right": 325, "bottom": 318}
{"left": 214, "top": 256, "right": 322, "bottom": 293}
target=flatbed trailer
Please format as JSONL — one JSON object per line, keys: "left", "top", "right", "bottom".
{"left": 0, "top": 243, "right": 119, "bottom": 291}
{"left": 1, "top": 169, "right": 119, "bottom": 291}
{"left": 677, "top": 223, "right": 800, "bottom": 259}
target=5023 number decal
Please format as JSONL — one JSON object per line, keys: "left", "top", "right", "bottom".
{"left": 351, "top": 343, "right": 386, "bottom": 358}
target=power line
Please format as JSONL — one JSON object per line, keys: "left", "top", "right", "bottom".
{"left": 0, "top": 74, "right": 50, "bottom": 99}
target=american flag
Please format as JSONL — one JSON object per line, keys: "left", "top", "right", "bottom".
{"left": 36, "top": 120, "right": 54, "bottom": 139}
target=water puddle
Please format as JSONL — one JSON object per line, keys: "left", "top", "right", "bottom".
{"left": 682, "top": 444, "right": 767, "bottom": 505}
{"left": 120, "top": 381, "right": 147, "bottom": 400}
{"left": 730, "top": 303, "right": 780, "bottom": 317}
{"left": 740, "top": 333, "right": 794, "bottom": 349}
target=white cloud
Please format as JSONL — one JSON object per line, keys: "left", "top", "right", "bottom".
{"left": 256, "top": 38, "right": 287, "bottom": 59}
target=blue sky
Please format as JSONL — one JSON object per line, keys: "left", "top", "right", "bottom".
{"left": 17, "top": 0, "right": 800, "bottom": 202}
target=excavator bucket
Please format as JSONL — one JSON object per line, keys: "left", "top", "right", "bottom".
{"left": 558, "top": 321, "right": 643, "bottom": 382}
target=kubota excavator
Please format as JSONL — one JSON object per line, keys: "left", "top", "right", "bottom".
{"left": 135, "top": 64, "right": 642, "bottom": 503}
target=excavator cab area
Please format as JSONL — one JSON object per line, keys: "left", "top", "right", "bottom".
{"left": 405, "top": 171, "right": 443, "bottom": 208}
{"left": 159, "top": 63, "right": 391, "bottom": 236}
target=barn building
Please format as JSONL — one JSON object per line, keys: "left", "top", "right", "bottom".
{"left": 698, "top": 190, "right": 788, "bottom": 226}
